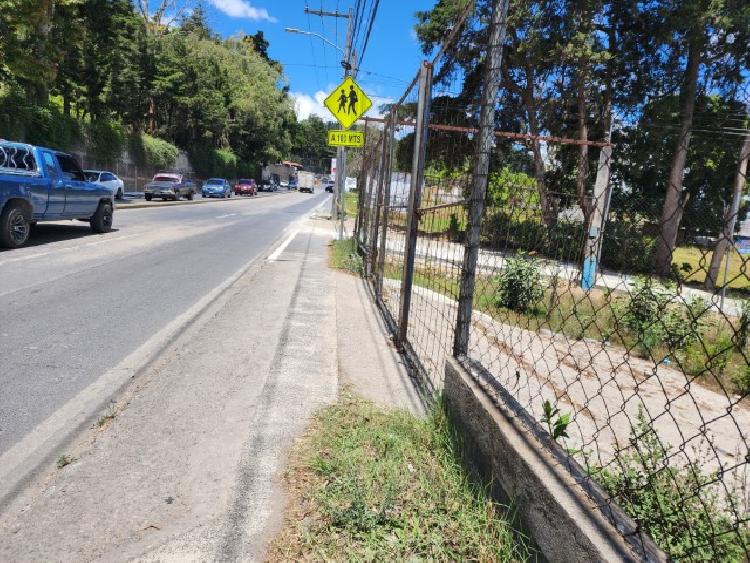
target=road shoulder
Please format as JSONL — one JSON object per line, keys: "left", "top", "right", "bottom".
{"left": 0, "top": 218, "right": 338, "bottom": 561}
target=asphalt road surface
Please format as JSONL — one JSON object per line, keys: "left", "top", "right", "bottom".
{"left": 0, "top": 190, "right": 328, "bottom": 457}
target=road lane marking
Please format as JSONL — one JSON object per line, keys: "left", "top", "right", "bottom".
{"left": 215, "top": 213, "right": 238, "bottom": 219}
{"left": 268, "top": 229, "right": 298, "bottom": 261}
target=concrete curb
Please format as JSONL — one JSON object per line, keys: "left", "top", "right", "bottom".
{"left": 116, "top": 194, "right": 280, "bottom": 210}
{"left": 443, "top": 356, "right": 666, "bottom": 563}
{"left": 0, "top": 206, "right": 317, "bottom": 511}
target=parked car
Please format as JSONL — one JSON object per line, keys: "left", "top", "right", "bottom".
{"left": 288, "top": 179, "right": 298, "bottom": 190}
{"left": 0, "top": 141, "right": 113, "bottom": 249}
{"left": 324, "top": 180, "right": 335, "bottom": 193}
{"left": 84, "top": 170, "right": 125, "bottom": 200}
{"left": 234, "top": 178, "right": 257, "bottom": 197}
{"left": 279, "top": 180, "right": 289, "bottom": 190}
{"left": 260, "top": 182, "right": 279, "bottom": 192}
{"left": 202, "top": 178, "right": 232, "bottom": 198}
{"left": 143, "top": 173, "right": 195, "bottom": 201}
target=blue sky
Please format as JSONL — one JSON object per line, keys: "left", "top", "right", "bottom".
{"left": 193, "top": 0, "right": 435, "bottom": 119}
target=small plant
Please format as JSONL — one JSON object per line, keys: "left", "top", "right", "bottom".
{"left": 95, "top": 406, "right": 117, "bottom": 428}
{"left": 495, "top": 253, "right": 544, "bottom": 313}
{"left": 541, "top": 400, "right": 570, "bottom": 442}
{"left": 731, "top": 365, "right": 750, "bottom": 395}
{"left": 56, "top": 455, "right": 74, "bottom": 469}
{"left": 597, "top": 411, "right": 748, "bottom": 561}
{"left": 330, "top": 238, "right": 364, "bottom": 275}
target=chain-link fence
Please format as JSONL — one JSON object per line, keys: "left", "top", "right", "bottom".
{"left": 354, "top": 0, "right": 750, "bottom": 559}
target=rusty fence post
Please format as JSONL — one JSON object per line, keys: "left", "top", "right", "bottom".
{"left": 376, "top": 111, "right": 396, "bottom": 299}
{"left": 397, "top": 61, "right": 433, "bottom": 344}
{"left": 453, "top": 0, "right": 510, "bottom": 357}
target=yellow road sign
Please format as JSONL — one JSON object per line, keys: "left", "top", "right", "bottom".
{"left": 327, "top": 130, "right": 365, "bottom": 148}
{"left": 324, "top": 76, "right": 372, "bottom": 130}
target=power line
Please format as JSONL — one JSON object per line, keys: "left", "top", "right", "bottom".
{"left": 305, "top": 5, "right": 322, "bottom": 88}
{"left": 357, "top": 0, "right": 380, "bottom": 69}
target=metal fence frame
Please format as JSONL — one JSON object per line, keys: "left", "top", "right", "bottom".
{"left": 353, "top": 0, "right": 750, "bottom": 560}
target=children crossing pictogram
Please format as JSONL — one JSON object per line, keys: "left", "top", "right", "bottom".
{"left": 324, "top": 77, "right": 372, "bottom": 130}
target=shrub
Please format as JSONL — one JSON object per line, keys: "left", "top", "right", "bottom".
{"left": 597, "top": 411, "right": 747, "bottom": 561}
{"left": 600, "top": 221, "right": 656, "bottom": 274}
{"left": 189, "top": 144, "right": 254, "bottom": 179}
{"left": 494, "top": 254, "right": 544, "bottom": 313}
{"left": 621, "top": 279, "right": 705, "bottom": 354}
{"left": 140, "top": 134, "right": 179, "bottom": 169}
{"left": 86, "top": 118, "right": 125, "bottom": 163}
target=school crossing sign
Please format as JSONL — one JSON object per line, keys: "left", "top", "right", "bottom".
{"left": 324, "top": 76, "right": 372, "bottom": 130}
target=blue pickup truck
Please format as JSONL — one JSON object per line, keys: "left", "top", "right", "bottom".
{"left": 0, "top": 141, "right": 114, "bottom": 249}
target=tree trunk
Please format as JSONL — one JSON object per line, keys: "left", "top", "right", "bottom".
{"left": 653, "top": 29, "right": 703, "bottom": 276}
{"left": 575, "top": 69, "right": 593, "bottom": 228}
{"left": 705, "top": 131, "right": 750, "bottom": 290}
{"left": 501, "top": 61, "right": 555, "bottom": 226}
{"left": 523, "top": 63, "right": 555, "bottom": 227}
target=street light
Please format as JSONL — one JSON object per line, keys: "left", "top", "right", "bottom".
{"left": 284, "top": 27, "right": 344, "bottom": 55}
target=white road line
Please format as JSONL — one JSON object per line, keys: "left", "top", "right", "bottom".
{"left": 268, "top": 228, "right": 299, "bottom": 261}
{"left": 215, "top": 213, "right": 237, "bottom": 219}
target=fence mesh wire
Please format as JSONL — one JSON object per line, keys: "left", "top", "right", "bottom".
{"left": 354, "top": 5, "right": 750, "bottom": 560}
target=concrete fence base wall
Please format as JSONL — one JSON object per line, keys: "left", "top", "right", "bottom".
{"left": 443, "top": 357, "right": 665, "bottom": 563}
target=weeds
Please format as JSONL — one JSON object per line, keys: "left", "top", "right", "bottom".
{"left": 596, "top": 411, "right": 749, "bottom": 561}
{"left": 56, "top": 455, "right": 74, "bottom": 469}
{"left": 329, "top": 238, "right": 364, "bottom": 276}
{"left": 95, "top": 405, "right": 117, "bottom": 428}
{"left": 268, "top": 394, "right": 529, "bottom": 561}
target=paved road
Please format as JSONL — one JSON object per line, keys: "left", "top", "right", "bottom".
{"left": 0, "top": 190, "right": 328, "bottom": 457}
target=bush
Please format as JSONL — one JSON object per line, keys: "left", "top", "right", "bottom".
{"left": 600, "top": 221, "right": 656, "bottom": 274}
{"left": 494, "top": 254, "right": 544, "bottom": 313}
{"left": 597, "top": 412, "right": 747, "bottom": 561}
{"left": 480, "top": 211, "right": 584, "bottom": 262}
{"left": 189, "top": 144, "right": 255, "bottom": 179}
{"left": 86, "top": 118, "right": 125, "bottom": 163}
{"left": 139, "top": 134, "right": 179, "bottom": 169}
{"left": 621, "top": 279, "right": 705, "bottom": 353}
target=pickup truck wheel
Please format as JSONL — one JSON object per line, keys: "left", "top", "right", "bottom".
{"left": 145, "top": 194, "right": 152, "bottom": 201}
{"left": 90, "top": 201, "right": 113, "bottom": 234}
{"left": 0, "top": 204, "right": 31, "bottom": 249}
{"left": 187, "top": 192, "right": 194, "bottom": 201}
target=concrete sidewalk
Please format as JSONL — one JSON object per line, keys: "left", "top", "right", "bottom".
{"left": 335, "top": 270, "right": 427, "bottom": 416}
{"left": 0, "top": 216, "right": 421, "bottom": 562}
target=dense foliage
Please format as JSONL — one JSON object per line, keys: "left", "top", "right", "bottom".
{"left": 415, "top": 0, "right": 750, "bottom": 275}
{"left": 0, "top": 1, "right": 298, "bottom": 177}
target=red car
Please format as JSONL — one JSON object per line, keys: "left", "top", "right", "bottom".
{"left": 234, "top": 178, "right": 257, "bottom": 196}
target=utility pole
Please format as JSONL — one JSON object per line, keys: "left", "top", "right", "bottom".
{"left": 305, "top": 6, "right": 353, "bottom": 240}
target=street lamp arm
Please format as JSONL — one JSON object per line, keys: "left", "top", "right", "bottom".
{"left": 284, "top": 28, "right": 344, "bottom": 55}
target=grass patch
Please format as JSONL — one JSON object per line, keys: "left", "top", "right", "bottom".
{"left": 343, "top": 192, "right": 358, "bottom": 218}
{"left": 329, "top": 237, "right": 364, "bottom": 275}
{"left": 672, "top": 246, "right": 750, "bottom": 290}
{"left": 268, "top": 394, "right": 529, "bottom": 562}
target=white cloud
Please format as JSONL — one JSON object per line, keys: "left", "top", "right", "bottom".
{"left": 290, "top": 91, "right": 331, "bottom": 120}
{"left": 208, "top": 0, "right": 276, "bottom": 22}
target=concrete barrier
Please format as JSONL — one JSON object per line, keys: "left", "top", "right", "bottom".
{"left": 443, "top": 356, "right": 665, "bottom": 563}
